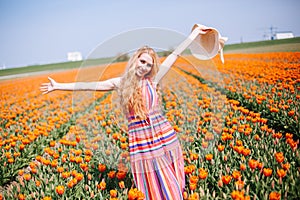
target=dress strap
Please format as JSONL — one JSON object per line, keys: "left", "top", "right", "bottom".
{"left": 146, "top": 79, "right": 155, "bottom": 109}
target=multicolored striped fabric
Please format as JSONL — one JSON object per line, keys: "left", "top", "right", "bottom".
{"left": 128, "top": 78, "right": 185, "bottom": 200}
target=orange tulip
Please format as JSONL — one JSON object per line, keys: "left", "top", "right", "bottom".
{"left": 221, "top": 175, "right": 232, "bottom": 185}
{"left": 53, "top": 153, "right": 59, "bottom": 159}
{"left": 189, "top": 183, "right": 197, "bottom": 191}
{"left": 57, "top": 166, "right": 64, "bottom": 173}
{"left": 183, "top": 191, "right": 188, "bottom": 199}
{"left": 80, "top": 163, "right": 88, "bottom": 171}
{"left": 18, "top": 194, "right": 26, "bottom": 200}
{"left": 106, "top": 128, "right": 112, "bottom": 134}
{"left": 128, "top": 188, "right": 138, "bottom": 200}
{"left": 242, "top": 148, "right": 251, "bottom": 156}
{"left": 263, "top": 168, "right": 272, "bottom": 177}
{"left": 62, "top": 172, "right": 70, "bottom": 179}
{"left": 110, "top": 189, "right": 118, "bottom": 198}
{"left": 31, "top": 167, "right": 37, "bottom": 174}
{"left": 116, "top": 171, "right": 127, "bottom": 180}
{"left": 257, "top": 162, "right": 263, "bottom": 169}
{"left": 121, "top": 142, "right": 129, "bottom": 149}
{"left": 36, "top": 180, "right": 41, "bottom": 187}
{"left": 75, "top": 173, "right": 84, "bottom": 181}
{"left": 205, "top": 154, "right": 213, "bottom": 161}
{"left": 276, "top": 169, "right": 286, "bottom": 178}
{"left": 184, "top": 165, "right": 196, "bottom": 175}
{"left": 288, "top": 110, "right": 295, "bottom": 116}
{"left": 233, "top": 146, "right": 244, "bottom": 154}
{"left": 5, "top": 152, "right": 11, "bottom": 159}
{"left": 269, "top": 191, "right": 281, "bottom": 200}
{"left": 105, "top": 150, "right": 111, "bottom": 156}
{"left": 190, "top": 152, "right": 199, "bottom": 160}
{"left": 13, "top": 152, "right": 21, "bottom": 157}
{"left": 55, "top": 185, "right": 65, "bottom": 195}
{"left": 74, "top": 136, "right": 80, "bottom": 143}
{"left": 98, "top": 163, "right": 106, "bottom": 172}
{"left": 23, "top": 173, "right": 31, "bottom": 181}
{"left": 236, "top": 140, "right": 243, "bottom": 146}
{"left": 75, "top": 156, "right": 83, "bottom": 164}
{"left": 18, "top": 170, "right": 24, "bottom": 176}
{"left": 282, "top": 163, "right": 290, "bottom": 171}
{"left": 19, "top": 144, "right": 25, "bottom": 151}
{"left": 97, "top": 181, "right": 106, "bottom": 190}
{"left": 254, "top": 134, "right": 260, "bottom": 141}
{"left": 120, "top": 137, "right": 127, "bottom": 143}
{"left": 232, "top": 170, "right": 241, "bottom": 180}
{"left": 188, "top": 192, "right": 199, "bottom": 200}
{"left": 51, "top": 160, "right": 58, "bottom": 168}
{"left": 285, "top": 133, "right": 293, "bottom": 139}
{"left": 198, "top": 168, "right": 208, "bottom": 180}
{"left": 231, "top": 190, "right": 247, "bottom": 199}
{"left": 85, "top": 149, "right": 93, "bottom": 156}
{"left": 67, "top": 179, "right": 77, "bottom": 188}
{"left": 49, "top": 140, "right": 55, "bottom": 147}
{"left": 119, "top": 181, "right": 125, "bottom": 189}
{"left": 217, "top": 144, "right": 225, "bottom": 152}
{"left": 235, "top": 180, "right": 244, "bottom": 190}
{"left": 275, "top": 152, "right": 284, "bottom": 163}
{"left": 108, "top": 171, "right": 116, "bottom": 178}
{"left": 201, "top": 140, "right": 208, "bottom": 148}
{"left": 189, "top": 175, "right": 199, "bottom": 184}
{"left": 248, "top": 159, "right": 257, "bottom": 170}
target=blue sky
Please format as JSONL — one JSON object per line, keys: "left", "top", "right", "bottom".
{"left": 1, "top": 0, "right": 299, "bottom": 68}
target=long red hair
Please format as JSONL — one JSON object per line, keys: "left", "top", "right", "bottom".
{"left": 118, "top": 46, "right": 160, "bottom": 119}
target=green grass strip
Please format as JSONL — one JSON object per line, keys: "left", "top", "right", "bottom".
{"left": 0, "top": 58, "right": 114, "bottom": 77}
{"left": 224, "top": 37, "right": 300, "bottom": 52}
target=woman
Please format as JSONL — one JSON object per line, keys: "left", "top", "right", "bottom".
{"left": 41, "top": 46, "right": 185, "bottom": 199}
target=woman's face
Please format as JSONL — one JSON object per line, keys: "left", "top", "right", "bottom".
{"left": 135, "top": 53, "right": 153, "bottom": 78}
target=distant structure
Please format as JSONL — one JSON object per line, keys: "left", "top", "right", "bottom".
{"left": 275, "top": 32, "right": 294, "bottom": 40}
{"left": 67, "top": 52, "right": 83, "bottom": 61}
{"left": 1, "top": 64, "right": 6, "bottom": 70}
{"left": 263, "top": 26, "right": 294, "bottom": 40}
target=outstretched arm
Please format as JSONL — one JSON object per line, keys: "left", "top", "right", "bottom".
{"left": 40, "top": 77, "right": 120, "bottom": 94}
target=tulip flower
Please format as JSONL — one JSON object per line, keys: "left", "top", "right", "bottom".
{"left": 55, "top": 185, "right": 65, "bottom": 195}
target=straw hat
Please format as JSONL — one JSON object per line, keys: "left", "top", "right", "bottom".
{"left": 190, "top": 24, "right": 228, "bottom": 63}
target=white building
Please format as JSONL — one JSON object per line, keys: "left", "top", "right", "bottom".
{"left": 1, "top": 64, "right": 5, "bottom": 70}
{"left": 275, "top": 32, "right": 294, "bottom": 40}
{"left": 67, "top": 52, "right": 83, "bottom": 61}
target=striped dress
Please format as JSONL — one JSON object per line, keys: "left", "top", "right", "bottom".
{"left": 128, "top": 78, "right": 185, "bottom": 200}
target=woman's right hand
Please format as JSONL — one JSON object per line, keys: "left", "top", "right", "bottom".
{"left": 40, "top": 77, "right": 57, "bottom": 94}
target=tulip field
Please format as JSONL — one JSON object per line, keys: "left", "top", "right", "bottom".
{"left": 0, "top": 52, "right": 299, "bottom": 200}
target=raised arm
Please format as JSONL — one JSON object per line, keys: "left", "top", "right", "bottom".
{"left": 154, "top": 24, "right": 227, "bottom": 83}
{"left": 154, "top": 28, "right": 201, "bottom": 83}
{"left": 40, "top": 77, "right": 120, "bottom": 94}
